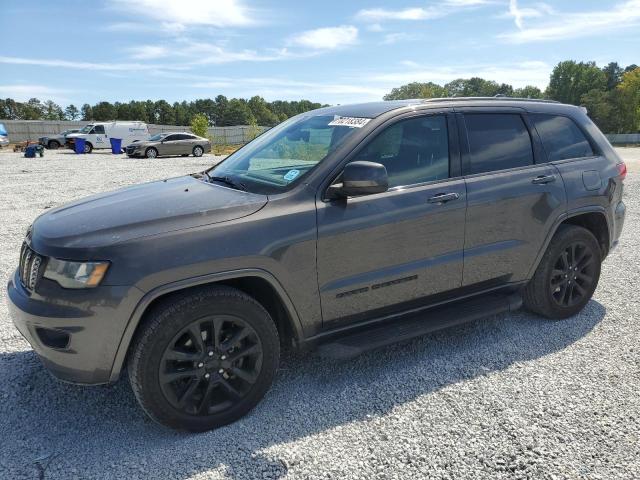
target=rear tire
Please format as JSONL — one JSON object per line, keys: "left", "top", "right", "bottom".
{"left": 193, "top": 145, "right": 204, "bottom": 157}
{"left": 145, "top": 147, "right": 158, "bottom": 159}
{"left": 128, "top": 286, "right": 280, "bottom": 431}
{"left": 523, "top": 225, "right": 601, "bottom": 319}
{"left": 47, "top": 140, "right": 60, "bottom": 149}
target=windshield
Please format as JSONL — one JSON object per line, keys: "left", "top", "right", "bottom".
{"left": 79, "top": 125, "right": 93, "bottom": 133}
{"left": 0, "top": 123, "right": 6, "bottom": 136}
{"left": 149, "top": 133, "right": 168, "bottom": 141}
{"left": 207, "top": 114, "right": 365, "bottom": 194}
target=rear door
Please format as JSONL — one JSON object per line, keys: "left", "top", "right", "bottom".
{"left": 458, "top": 109, "right": 566, "bottom": 287}
{"left": 316, "top": 111, "right": 467, "bottom": 326}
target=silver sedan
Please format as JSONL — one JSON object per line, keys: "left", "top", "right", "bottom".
{"left": 125, "top": 132, "right": 211, "bottom": 158}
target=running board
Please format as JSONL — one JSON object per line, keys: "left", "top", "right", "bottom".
{"left": 316, "top": 292, "right": 522, "bottom": 360}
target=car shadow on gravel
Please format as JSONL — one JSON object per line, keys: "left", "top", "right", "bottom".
{"left": 0, "top": 301, "right": 605, "bottom": 479}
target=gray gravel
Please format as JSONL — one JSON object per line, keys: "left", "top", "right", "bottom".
{"left": 0, "top": 148, "right": 639, "bottom": 479}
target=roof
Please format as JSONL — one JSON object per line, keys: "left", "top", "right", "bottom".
{"left": 312, "top": 97, "right": 571, "bottom": 119}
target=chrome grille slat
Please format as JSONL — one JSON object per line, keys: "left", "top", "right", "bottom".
{"left": 18, "top": 242, "right": 45, "bottom": 290}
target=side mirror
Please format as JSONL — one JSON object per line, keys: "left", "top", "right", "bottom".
{"left": 328, "top": 161, "right": 389, "bottom": 198}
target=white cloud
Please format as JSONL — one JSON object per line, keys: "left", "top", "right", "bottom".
{"left": 126, "top": 41, "right": 291, "bottom": 64}
{"left": 355, "top": 0, "right": 489, "bottom": 22}
{"left": 0, "top": 55, "right": 185, "bottom": 72}
{"left": 370, "top": 60, "right": 552, "bottom": 89}
{"left": 0, "top": 84, "right": 71, "bottom": 102}
{"left": 110, "top": 0, "right": 255, "bottom": 31}
{"left": 500, "top": 0, "right": 640, "bottom": 42}
{"left": 289, "top": 25, "right": 358, "bottom": 50}
{"left": 356, "top": 8, "right": 437, "bottom": 22}
{"left": 506, "top": 0, "right": 554, "bottom": 29}
{"left": 381, "top": 33, "right": 422, "bottom": 45}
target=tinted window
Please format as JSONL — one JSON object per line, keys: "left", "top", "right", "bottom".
{"left": 92, "top": 125, "right": 105, "bottom": 134}
{"left": 531, "top": 114, "right": 594, "bottom": 161}
{"left": 353, "top": 115, "right": 449, "bottom": 188}
{"left": 465, "top": 114, "right": 533, "bottom": 174}
{"left": 164, "top": 134, "right": 179, "bottom": 141}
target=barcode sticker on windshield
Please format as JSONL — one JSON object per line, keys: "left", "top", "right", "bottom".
{"left": 328, "top": 116, "right": 371, "bottom": 128}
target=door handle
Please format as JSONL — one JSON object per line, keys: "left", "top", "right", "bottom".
{"left": 532, "top": 174, "right": 556, "bottom": 184}
{"left": 427, "top": 192, "right": 459, "bottom": 204}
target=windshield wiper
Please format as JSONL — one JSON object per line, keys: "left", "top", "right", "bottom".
{"left": 208, "top": 175, "right": 248, "bottom": 191}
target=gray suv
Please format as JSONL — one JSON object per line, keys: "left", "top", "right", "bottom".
{"left": 8, "top": 98, "right": 626, "bottom": 431}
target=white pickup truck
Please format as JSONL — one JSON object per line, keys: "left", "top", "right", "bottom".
{"left": 66, "top": 121, "right": 150, "bottom": 153}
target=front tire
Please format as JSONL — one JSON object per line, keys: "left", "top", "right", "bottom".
{"left": 128, "top": 286, "right": 280, "bottom": 431}
{"left": 47, "top": 140, "right": 60, "bottom": 149}
{"left": 84, "top": 142, "right": 93, "bottom": 154}
{"left": 193, "top": 145, "right": 204, "bottom": 157}
{"left": 145, "top": 147, "right": 158, "bottom": 159}
{"left": 523, "top": 225, "right": 601, "bottom": 319}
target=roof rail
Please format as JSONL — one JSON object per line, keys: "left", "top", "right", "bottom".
{"left": 417, "top": 97, "right": 561, "bottom": 104}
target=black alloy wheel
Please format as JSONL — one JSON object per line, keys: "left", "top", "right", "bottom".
{"left": 549, "top": 241, "right": 597, "bottom": 308}
{"left": 523, "top": 224, "right": 602, "bottom": 319}
{"left": 159, "top": 315, "right": 263, "bottom": 416}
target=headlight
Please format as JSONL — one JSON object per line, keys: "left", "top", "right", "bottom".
{"left": 43, "top": 259, "right": 110, "bottom": 289}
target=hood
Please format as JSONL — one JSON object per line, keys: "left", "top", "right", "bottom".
{"left": 32, "top": 176, "right": 267, "bottom": 251}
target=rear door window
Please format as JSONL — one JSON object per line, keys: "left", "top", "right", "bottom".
{"left": 464, "top": 113, "right": 533, "bottom": 174}
{"left": 531, "top": 114, "right": 594, "bottom": 161}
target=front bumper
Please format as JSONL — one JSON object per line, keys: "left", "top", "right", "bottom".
{"left": 7, "top": 270, "right": 144, "bottom": 385}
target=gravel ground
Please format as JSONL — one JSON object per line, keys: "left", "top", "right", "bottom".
{"left": 0, "top": 148, "right": 638, "bottom": 480}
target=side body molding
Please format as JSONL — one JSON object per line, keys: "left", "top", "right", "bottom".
{"left": 108, "top": 268, "right": 305, "bottom": 383}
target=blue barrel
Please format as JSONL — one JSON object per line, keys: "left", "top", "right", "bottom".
{"left": 74, "top": 138, "right": 86, "bottom": 154}
{"left": 110, "top": 137, "right": 122, "bottom": 154}
{"left": 24, "top": 145, "right": 37, "bottom": 158}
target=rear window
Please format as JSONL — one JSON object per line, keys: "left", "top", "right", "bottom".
{"left": 464, "top": 114, "right": 533, "bottom": 174}
{"left": 531, "top": 114, "right": 594, "bottom": 161}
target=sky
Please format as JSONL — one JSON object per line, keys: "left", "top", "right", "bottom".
{"left": 0, "top": 0, "right": 639, "bottom": 107}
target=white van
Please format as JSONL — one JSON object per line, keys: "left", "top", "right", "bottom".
{"left": 66, "top": 121, "right": 150, "bottom": 153}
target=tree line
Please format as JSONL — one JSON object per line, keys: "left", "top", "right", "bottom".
{"left": 0, "top": 96, "right": 324, "bottom": 127}
{"left": 1, "top": 60, "right": 638, "bottom": 133}
{"left": 384, "top": 61, "right": 640, "bottom": 134}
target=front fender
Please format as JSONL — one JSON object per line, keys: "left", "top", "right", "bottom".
{"left": 108, "top": 268, "right": 304, "bottom": 383}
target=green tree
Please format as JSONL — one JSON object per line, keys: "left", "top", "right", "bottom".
{"left": 617, "top": 67, "right": 640, "bottom": 132}
{"left": 64, "top": 104, "right": 80, "bottom": 120}
{"left": 81, "top": 103, "right": 93, "bottom": 120}
{"left": 153, "top": 100, "right": 175, "bottom": 124}
{"left": 580, "top": 89, "right": 621, "bottom": 133}
{"left": 248, "top": 96, "right": 279, "bottom": 126}
{"left": 20, "top": 98, "right": 45, "bottom": 119}
{"left": 190, "top": 113, "right": 209, "bottom": 137}
{"left": 223, "top": 98, "right": 256, "bottom": 126}
{"left": 513, "top": 85, "right": 543, "bottom": 98}
{"left": 545, "top": 61, "right": 607, "bottom": 105}
{"left": 383, "top": 82, "right": 447, "bottom": 100}
{"left": 43, "top": 100, "right": 64, "bottom": 120}
{"left": 444, "top": 78, "right": 512, "bottom": 97}
{"left": 602, "top": 62, "right": 624, "bottom": 90}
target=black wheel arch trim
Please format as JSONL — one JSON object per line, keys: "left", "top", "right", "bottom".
{"left": 526, "top": 206, "right": 610, "bottom": 280}
{"left": 108, "top": 268, "right": 305, "bottom": 383}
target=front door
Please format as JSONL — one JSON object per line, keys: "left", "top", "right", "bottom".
{"left": 458, "top": 111, "right": 567, "bottom": 286}
{"left": 159, "top": 134, "right": 181, "bottom": 155}
{"left": 316, "top": 113, "right": 467, "bottom": 326}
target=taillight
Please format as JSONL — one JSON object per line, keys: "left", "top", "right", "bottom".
{"left": 616, "top": 162, "right": 627, "bottom": 181}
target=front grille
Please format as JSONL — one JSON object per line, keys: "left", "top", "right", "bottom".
{"left": 126, "top": 145, "right": 136, "bottom": 154}
{"left": 19, "top": 242, "right": 45, "bottom": 290}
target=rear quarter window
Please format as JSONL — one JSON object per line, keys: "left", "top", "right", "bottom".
{"left": 531, "top": 114, "right": 594, "bottom": 161}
